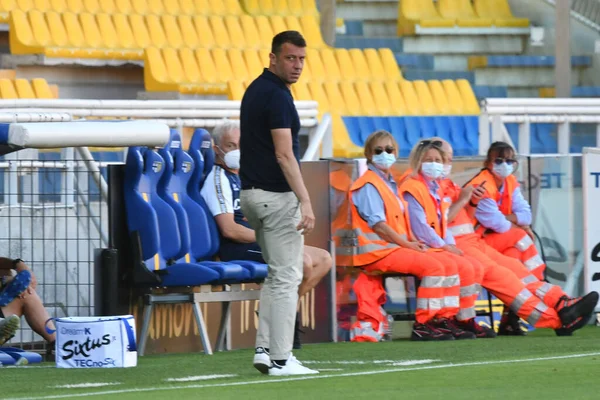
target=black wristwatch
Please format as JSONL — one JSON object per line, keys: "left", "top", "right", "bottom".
{"left": 469, "top": 200, "right": 478, "bottom": 208}
{"left": 12, "top": 258, "right": 24, "bottom": 268}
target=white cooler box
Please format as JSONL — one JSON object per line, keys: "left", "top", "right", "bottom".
{"left": 51, "top": 315, "right": 137, "bottom": 368}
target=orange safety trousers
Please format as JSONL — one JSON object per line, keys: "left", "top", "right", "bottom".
{"left": 456, "top": 235, "right": 562, "bottom": 329}
{"left": 351, "top": 247, "right": 460, "bottom": 342}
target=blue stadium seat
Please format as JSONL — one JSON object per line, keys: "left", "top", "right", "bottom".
{"left": 404, "top": 117, "right": 423, "bottom": 148}
{"left": 357, "top": 117, "right": 376, "bottom": 145}
{"left": 433, "top": 117, "right": 452, "bottom": 143}
{"left": 372, "top": 116, "right": 391, "bottom": 134}
{"left": 164, "top": 130, "right": 266, "bottom": 281}
{"left": 462, "top": 116, "right": 479, "bottom": 155}
{"left": 123, "top": 146, "right": 221, "bottom": 286}
{"left": 388, "top": 117, "right": 411, "bottom": 157}
{"left": 532, "top": 123, "right": 557, "bottom": 154}
{"left": 342, "top": 116, "right": 363, "bottom": 146}
{"left": 187, "top": 129, "right": 267, "bottom": 280}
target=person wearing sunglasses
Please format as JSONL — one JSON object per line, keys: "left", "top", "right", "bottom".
{"left": 343, "top": 130, "right": 461, "bottom": 342}
{"left": 437, "top": 139, "right": 597, "bottom": 336}
{"left": 400, "top": 139, "right": 495, "bottom": 339}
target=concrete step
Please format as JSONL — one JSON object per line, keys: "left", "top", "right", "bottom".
{"left": 335, "top": 35, "right": 403, "bottom": 52}
{"left": 402, "top": 69, "right": 475, "bottom": 84}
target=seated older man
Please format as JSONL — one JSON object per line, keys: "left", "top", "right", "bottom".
{"left": 201, "top": 121, "right": 332, "bottom": 350}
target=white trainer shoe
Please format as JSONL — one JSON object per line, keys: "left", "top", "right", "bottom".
{"left": 253, "top": 347, "right": 271, "bottom": 374}
{"left": 268, "top": 353, "right": 319, "bottom": 376}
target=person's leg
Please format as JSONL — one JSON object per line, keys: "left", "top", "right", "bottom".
{"left": 298, "top": 246, "right": 332, "bottom": 298}
{"left": 2, "top": 290, "right": 56, "bottom": 342}
{"left": 350, "top": 272, "right": 387, "bottom": 342}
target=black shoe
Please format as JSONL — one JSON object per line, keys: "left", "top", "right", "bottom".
{"left": 498, "top": 308, "right": 527, "bottom": 336}
{"left": 293, "top": 313, "right": 302, "bottom": 350}
{"left": 555, "top": 291, "right": 599, "bottom": 336}
{"left": 456, "top": 318, "right": 497, "bottom": 338}
{"left": 410, "top": 322, "right": 454, "bottom": 341}
{"left": 432, "top": 318, "right": 476, "bottom": 340}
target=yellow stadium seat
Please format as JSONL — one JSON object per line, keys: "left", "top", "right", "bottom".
{"left": 224, "top": 0, "right": 243, "bottom": 15}
{"left": 179, "top": 0, "right": 195, "bottom": 15}
{"left": 437, "top": 0, "right": 493, "bottom": 27}
{"left": 83, "top": 0, "right": 99, "bottom": 13}
{"left": 398, "top": 0, "right": 454, "bottom": 36}
{"left": 209, "top": 0, "right": 227, "bottom": 15}
{"left": 98, "top": 0, "right": 115, "bottom": 13}
{"left": 162, "top": 48, "right": 185, "bottom": 87}
{"left": 113, "top": 13, "right": 136, "bottom": 49}
{"left": 96, "top": 13, "right": 118, "bottom": 49}
{"left": 243, "top": 49, "right": 264, "bottom": 78}
{"left": 308, "top": 81, "right": 330, "bottom": 114}
{"left": 273, "top": 0, "right": 290, "bottom": 15}
{"left": 285, "top": 15, "right": 302, "bottom": 32}
{"left": 28, "top": 10, "right": 52, "bottom": 47}
{"left": 177, "top": 16, "right": 198, "bottom": 48}
{"left": 292, "top": 81, "right": 312, "bottom": 101}
{"left": 179, "top": 47, "right": 201, "bottom": 83}
{"left": 0, "top": 0, "right": 16, "bottom": 23}
{"left": 145, "top": 15, "right": 167, "bottom": 48}
{"left": 354, "top": 81, "right": 377, "bottom": 116}
{"left": 241, "top": 0, "right": 259, "bottom": 15}
{"left": 363, "top": 48, "right": 386, "bottom": 81}
{"left": 427, "top": 80, "right": 451, "bottom": 115}
{"left": 228, "top": 80, "right": 245, "bottom": 100}
{"left": 259, "top": 48, "right": 270, "bottom": 66}
{"left": 0, "top": 79, "right": 17, "bottom": 98}
{"left": 302, "top": 0, "right": 319, "bottom": 17}
{"left": 378, "top": 48, "right": 402, "bottom": 81}
{"left": 33, "top": 0, "right": 51, "bottom": 11}
{"left": 164, "top": 0, "right": 180, "bottom": 15}
{"left": 287, "top": 0, "right": 304, "bottom": 16}
{"left": 8, "top": 10, "right": 38, "bottom": 54}
{"left": 340, "top": 82, "right": 361, "bottom": 116}
{"left": 298, "top": 52, "right": 311, "bottom": 83}
{"left": 331, "top": 113, "right": 364, "bottom": 158}
{"left": 474, "top": 0, "right": 529, "bottom": 27}
{"left": 325, "top": 82, "right": 348, "bottom": 115}
{"left": 384, "top": 80, "right": 409, "bottom": 115}
{"left": 319, "top": 48, "right": 341, "bottom": 81}
{"left": 441, "top": 79, "right": 465, "bottom": 114}
{"left": 209, "top": 16, "right": 230, "bottom": 48}
{"left": 225, "top": 15, "right": 246, "bottom": 48}
{"left": 256, "top": 15, "right": 274, "bottom": 48}
{"left": 413, "top": 80, "right": 438, "bottom": 115}
{"left": 17, "top": 0, "right": 33, "bottom": 11}
{"left": 539, "top": 87, "right": 556, "bottom": 98}
{"left": 48, "top": 83, "right": 59, "bottom": 98}
{"left": 306, "top": 48, "right": 325, "bottom": 82}
{"left": 228, "top": 48, "right": 250, "bottom": 83}
{"left": 66, "top": 0, "right": 84, "bottom": 13}
{"left": 269, "top": 15, "right": 287, "bottom": 34}
{"left": 193, "top": 48, "right": 222, "bottom": 89}
{"left": 193, "top": 16, "right": 216, "bottom": 48}
{"left": 300, "top": 15, "right": 326, "bottom": 48}
{"left": 456, "top": 79, "right": 480, "bottom": 114}
{"left": 335, "top": 48, "right": 357, "bottom": 81}
{"left": 130, "top": 0, "right": 147, "bottom": 14}
{"left": 49, "top": 0, "right": 67, "bottom": 11}
{"left": 258, "top": 0, "right": 274, "bottom": 15}
{"left": 240, "top": 15, "right": 261, "bottom": 49}
{"left": 0, "top": 70, "right": 16, "bottom": 79}
{"left": 14, "top": 78, "right": 35, "bottom": 98}
{"left": 349, "top": 49, "right": 371, "bottom": 81}
{"left": 62, "top": 12, "right": 85, "bottom": 48}
{"left": 32, "top": 78, "right": 54, "bottom": 98}
{"left": 399, "top": 80, "right": 422, "bottom": 115}
{"left": 130, "top": 14, "right": 151, "bottom": 48}
{"left": 144, "top": 48, "right": 174, "bottom": 91}
{"left": 212, "top": 48, "right": 234, "bottom": 85}
{"left": 192, "top": 0, "right": 208, "bottom": 15}
{"left": 147, "top": 0, "right": 164, "bottom": 15}
{"left": 79, "top": 13, "right": 103, "bottom": 49}
{"left": 369, "top": 81, "right": 393, "bottom": 115}
{"left": 162, "top": 15, "right": 184, "bottom": 48}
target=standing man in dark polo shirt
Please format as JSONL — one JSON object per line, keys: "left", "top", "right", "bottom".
{"left": 239, "top": 31, "right": 318, "bottom": 377}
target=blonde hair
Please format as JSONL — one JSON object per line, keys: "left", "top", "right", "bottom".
{"left": 408, "top": 138, "right": 446, "bottom": 176}
{"left": 363, "top": 130, "right": 398, "bottom": 163}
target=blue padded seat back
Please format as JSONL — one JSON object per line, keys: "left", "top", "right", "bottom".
{"left": 169, "top": 133, "right": 214, "bottom": 260}
{"left": 123, "top": 146, "right": 163, "bottom": 271}
{"left": 191, "top": 128, "right": 214, "bottom": 185}
{"left": 188, "top": 129, "right": 220, "bottom": 256}
{"left": 142, "top": 149, "right": 183, "bottom": 262}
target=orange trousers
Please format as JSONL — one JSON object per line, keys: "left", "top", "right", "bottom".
{"left": 481, "top": 228, "right": 566, "bottom": 309}
{"left": 456, "top": 235, "right": 562, "bottom": 329}
{"left": 351, "top": 247, "right": 460, "bottom": 342}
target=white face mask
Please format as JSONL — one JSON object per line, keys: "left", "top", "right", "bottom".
{"left": 442, "top": 164, "right": 452, "bottom": 178}
{"left": 372, "top": 152, "right": 396, "bottom": 170}
{"left": 492, "top": 162, "right": 514, "bottom": 178}
{"left": 421, "top": 162, "right": 444, "bottom": 180}
{"left": 220, "top": 147, "right": 240, "bottom": 170}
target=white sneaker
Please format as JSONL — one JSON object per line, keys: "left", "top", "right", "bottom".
{"left": 0, "top": 315, "right": 19, "bottom": 345}
{"left": 253, "top": 347, "right": 271, "bottom": 374}
{"left": 268, "top": 353, "right": 319, "bottom": 376}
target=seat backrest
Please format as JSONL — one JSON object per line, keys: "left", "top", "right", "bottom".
{"left": 123, "top": 146, "right": 164, "bottom": 272}
{"left": 188, "top": 128, "right": 220, "bottom": 256}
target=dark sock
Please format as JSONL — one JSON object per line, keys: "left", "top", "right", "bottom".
{"left": 273, "top": 359, "right": 287, "bottom": 366}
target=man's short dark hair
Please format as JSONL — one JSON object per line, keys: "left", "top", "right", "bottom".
{"left": 271, "top": 30, "right": 307, "bottom": 54}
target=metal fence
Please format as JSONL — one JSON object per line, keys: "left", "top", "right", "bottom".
{"left": 0, "top": 148, "right": 120, "bottom": 352}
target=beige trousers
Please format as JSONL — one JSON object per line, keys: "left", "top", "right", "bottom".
{"left": 240, "top": 188, "right": 304, "bottom": 360}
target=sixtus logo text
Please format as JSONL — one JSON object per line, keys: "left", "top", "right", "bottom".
{"left": 61, "top": 334, "right": 112, "bottom": 360}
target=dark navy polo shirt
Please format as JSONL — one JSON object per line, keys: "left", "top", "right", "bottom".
{"left": 239, "top": 68, "right": 301, "bottom": 193}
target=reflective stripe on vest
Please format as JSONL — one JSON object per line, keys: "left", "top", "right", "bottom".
{"left": 448, "top": 223, "right": 475, "bottom": 237}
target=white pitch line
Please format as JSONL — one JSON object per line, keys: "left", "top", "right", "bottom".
{"left": 5, "top": 352, "right": 600, "bottom": 400}
{"left": 315, "top": 368, "right": 344, "bottom": 371}
{"left": 52, "top": 384, "right": 121, "bottom": 389}
{"left": 303, "top": 359, "right": 438, "bottom": 366}
{"left": 165, "top": 374, "right": 237, "bottom": 382}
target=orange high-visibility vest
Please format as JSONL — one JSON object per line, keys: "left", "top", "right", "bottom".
{"left": 400, "top": 175, "right": 451, "bottom": 240}
{"left": 466, "top": 169, "right": 519, "bottom": 218}
{"left": 330, "top": 168, "right": 355, "bottom": 267}
{"left": 343, "top": 169, "right": 406, "bottom": 267}
{"left": 440, "top": 177, "right": 478, "bottom": 237}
